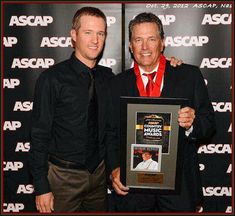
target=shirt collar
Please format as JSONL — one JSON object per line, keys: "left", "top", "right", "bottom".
{"left": 139, "top": 63, "right": 159, "bottom": 76}
{"left": 70, "top": 52, "right": 96, "bottom": 75}
{"left": 143, "top": 158, "right": 153, "bottom": 163}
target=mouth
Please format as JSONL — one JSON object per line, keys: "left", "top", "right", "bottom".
{"left": 141, "top": 52, "right": 151, "bottom": 57}
{"left": 89, "top": 46, "right": 99, "bottom": 50}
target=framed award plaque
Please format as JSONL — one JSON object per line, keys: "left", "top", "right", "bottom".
{"left": 120, "top": 96, "right": 188, "bottom": 194}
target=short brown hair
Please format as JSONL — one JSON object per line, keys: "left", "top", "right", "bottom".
{"left": 72, "top": 6, "right": 107, "bottom": 32}
{"left": 142, "top": 150, "right": 152, "bottom": 155}
{"left": 129, "top": 12, "right": 164, "bottom": 41}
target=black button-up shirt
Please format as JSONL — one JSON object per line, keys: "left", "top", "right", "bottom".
{"left": 29, "top": 53, "right": 113, "bottom": 195}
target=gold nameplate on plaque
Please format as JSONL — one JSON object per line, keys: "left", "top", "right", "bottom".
{"left": 137, "top": 173, "right": 164, "bottom": 184}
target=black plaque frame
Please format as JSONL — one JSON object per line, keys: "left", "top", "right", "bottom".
{"left": 120, "top": 97, "right": 188, "bottom": 194}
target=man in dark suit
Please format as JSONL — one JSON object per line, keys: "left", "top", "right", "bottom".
{"left": 106, "top": 12, "right": 216, "bottom": 212}
{"left": 29, "top": 7, "right": 114, "bottom": 212}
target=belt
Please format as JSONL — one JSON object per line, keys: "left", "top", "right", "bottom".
{"left": 48, "top": 155, "right": 87, "bottom": 170}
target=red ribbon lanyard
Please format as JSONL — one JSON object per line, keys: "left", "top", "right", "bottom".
{"left": 134, "top": 54, "right": 166, "bottom": 97}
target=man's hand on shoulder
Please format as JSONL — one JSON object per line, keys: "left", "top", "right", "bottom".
{"left": 166, "top": 56, "right": 183, "bottom": 67}
{"left": 36, "top": 192, "right": 54, "bottom": 213}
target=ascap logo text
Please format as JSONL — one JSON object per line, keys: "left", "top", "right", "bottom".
{"left": 198, "top": 144, "right": 231, "bottom": 154}
{"left": 99, "top": 58, "right": 116, "bottom": 67}
{"left": 15, "top": 142, "right": 30, "bottom": 152}
{"left": 9, "top": 15, "right": 53, "bottom": 26}
{"left": 13, "top": 101, "right": 33, "bottom": 111}
{"left": 212, "top": 102, "right": 231, "bottom": 112}
{"left": 4, "top": 121, "right": 21, "bottom": 131}
{"left": 200, "top": 58, "right": 231, "bottom": 68}
{"left": 158, "top": 15, "right": 176, "bottom": 25}
{"left": 12, "top": 58, "right": 54, "bottom": 68}
{"left": 3, "top": 203, "right": 24, "bottom": 212}
{"left": 165, "top": 36, "right": 209, "bottom": 47}
{"left": 203, "top": 187, "right": 232, "bottom": 196}
{"left": 17, "top": 184, "right": 34, "bottom": 194}
{"left": 3, "top": 79, "right": 20, "bottom": 89}
{"left": 3, "top": 161, "right": 24, "bottom": 171}
{"left": 40, "top": 37, "right": 72, "bottom": 47}
{"left": 107, "top": 16, "right": 116, "bottom": 26}
{"left": 202, "top": 14, "right": 232, "bottom": 25}
{"left": 3, "top": 37, "right": 18, "bottom": 47}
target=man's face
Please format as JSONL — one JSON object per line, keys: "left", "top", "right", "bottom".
{"left": 129, "top": 22, "right": 164, "bottom": 72}
{"left": 71, "top": 15, "right": 106, "bottom": 67}
{"left": 142, "top": 152, "right": 152, "bottom": 161}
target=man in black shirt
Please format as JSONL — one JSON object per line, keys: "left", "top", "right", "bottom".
{"left": 29, "top": 7, "right": 114, "bottom": 212}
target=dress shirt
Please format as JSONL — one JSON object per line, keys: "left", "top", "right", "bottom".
{"left": 135, "top": 158, "right": 159, "bottom": 171}
{"left": 30, "top": 53, "right": 109, "bottom": 195}
{"left": 138, "top": 63, "right": 164, "bottom": 91}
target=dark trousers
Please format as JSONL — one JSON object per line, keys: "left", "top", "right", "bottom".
{"left": 48, "top": 160, "right": 107, "bottom": 212}
{"left": 109, "top": 170, "right": 197, "bottom": 212}
{"left": 111, "top": 193, "right": 196, "bottom": 212}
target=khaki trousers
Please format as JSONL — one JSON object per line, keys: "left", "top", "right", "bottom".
{"left": 48, "top": 160, "right": 107, "bottom": 212}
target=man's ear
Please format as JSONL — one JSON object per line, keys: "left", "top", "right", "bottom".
{"left": 129, "top": 42, "right": 133, "bottom": 53}
{"left": 70, "top": 29, "right": 77, "bottom": 48}
{"left": 161, "top": 38, "right": 165, "bottom": 53}
{"left": 70, "top": 29, "right": 77, "bottom": 42}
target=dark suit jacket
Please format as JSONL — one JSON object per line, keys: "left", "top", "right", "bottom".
{"left": 105, "top": 61, "right": 216, "bottom": 209}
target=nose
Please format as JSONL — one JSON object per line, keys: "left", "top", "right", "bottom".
{"left": 91, "top": 33, "right": 98, "bottom": 44}
{"left": 141, "top": 39, "right": 148, "bottom": 50}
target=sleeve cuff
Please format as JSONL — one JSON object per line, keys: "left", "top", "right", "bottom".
{"left": 33, "top": 176, "right": 51, "bottom": 195}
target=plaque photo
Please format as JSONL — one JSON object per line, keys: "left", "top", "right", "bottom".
{"left": 131, "top": 144, "right": 162, "bottom": 172}
{"left": 120, "top": 97, "right": 188, "bottom": 194}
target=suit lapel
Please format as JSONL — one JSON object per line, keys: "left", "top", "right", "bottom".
{"left": 161, "top": 62, "right": 176, "bottom": 97}
{"left": 126, "top": 69, "right": 140, "bottom": 97}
